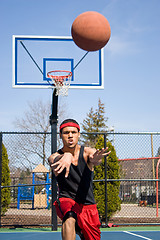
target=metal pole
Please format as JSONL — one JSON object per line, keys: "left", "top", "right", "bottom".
{"left": 156, "top": 158, "right": 160, "bottom": 217}
{"left": 0, "top": 133, "right": 2, "bottom": 227}
{"left": 50, "top": 89, "right": 58, "bottom": 231}
{"left": 151, "top": 134, "right": 155, "bottom": 190}
{"left": 104, "top": 133, "right": 108, "bottom": 226}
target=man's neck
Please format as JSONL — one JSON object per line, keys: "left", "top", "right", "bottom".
{"left": 62, "top": 144, "right": 80, "bottom": 155}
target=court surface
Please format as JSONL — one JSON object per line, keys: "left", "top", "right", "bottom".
{"left": 0, "top": 229, "right": 160, "bottom": 240}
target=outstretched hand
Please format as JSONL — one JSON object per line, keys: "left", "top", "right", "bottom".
{"left": 50, "top": 152, "right": 73, "bottom": 178}
{"left": 89, "top": 147, "right": 111, "bottom": 166}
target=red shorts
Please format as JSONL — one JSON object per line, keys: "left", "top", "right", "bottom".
{"left": 54, "top": 198, "right": 101, "bottom": 240}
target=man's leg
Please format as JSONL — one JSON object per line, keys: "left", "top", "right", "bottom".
{"left": 62, "top": 217, "right": 76, "bottom": 240}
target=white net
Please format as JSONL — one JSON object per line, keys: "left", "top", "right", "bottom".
{"left": 47, "top": 71, "right": 72, "bottom": 96}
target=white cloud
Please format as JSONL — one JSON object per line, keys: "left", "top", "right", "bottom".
{"left": 106, "top": 36, "right": 139, "bottom": 56}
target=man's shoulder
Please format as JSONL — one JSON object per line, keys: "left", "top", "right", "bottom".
{"left": 83, "top": 146, "right": 96, "bottom": 155}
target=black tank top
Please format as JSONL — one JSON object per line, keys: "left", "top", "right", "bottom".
{"left": 56, "top": 146, "right": 95, "bottom": 205}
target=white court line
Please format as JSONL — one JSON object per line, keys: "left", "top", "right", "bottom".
{"left": 123, "top": 231, "right": 152, "bottom": 240}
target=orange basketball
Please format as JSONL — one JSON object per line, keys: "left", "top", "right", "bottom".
{"left": 71, "top": 11, "right": 111, "bottom": 51}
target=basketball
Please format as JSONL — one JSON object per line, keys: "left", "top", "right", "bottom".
{"left": 71, "top": 11, "right": 111, "bottom": 51}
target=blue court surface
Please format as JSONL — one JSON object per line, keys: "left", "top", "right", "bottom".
{"left": 0, "top": 230, "right": 160, "bottom": 240}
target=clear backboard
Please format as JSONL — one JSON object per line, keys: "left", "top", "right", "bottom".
{"left": 12, "top": 35, "right": 104, "bottom": 89}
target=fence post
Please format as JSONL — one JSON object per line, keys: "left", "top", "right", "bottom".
{"left": 151, "top": 134, "right": 155, "bottom": 190}
{"left": 0, "top": 132, "right": 2, "bottom": 227}
{"left": 104, "top": 133, "right": 108, "bottom": 226}
{"left": 156, "top": 158, "right": 160, "bottom": 217}
{"left": 50, "top": 89, "right": 58, "bottom": 231}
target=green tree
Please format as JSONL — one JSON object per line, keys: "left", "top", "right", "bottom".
{"left": 1, "top": 143, "right": 11, "bottom": 215}
{"left": 94, "top": 136, "right": 121, "bottom": 221}
{"left": 81, "top": 99, "right": 108, "bottom": 147}
{"left": 19, "top": 168, "right": 32, "bottom": 184}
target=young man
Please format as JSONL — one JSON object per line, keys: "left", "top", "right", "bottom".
{"left": 48, "top": 119, "right": 111, "bottom": 240}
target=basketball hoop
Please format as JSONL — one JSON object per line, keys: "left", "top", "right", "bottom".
{"left": 47, "top": 70, "right": 72, "bottom": 96}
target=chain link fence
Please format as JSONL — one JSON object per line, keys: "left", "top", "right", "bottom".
{"left": 0, "top": 131, "right": 160, "bottom": 228}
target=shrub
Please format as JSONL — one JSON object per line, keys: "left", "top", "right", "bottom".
{"left": 94, "top": 136, "right": 121, "bottom": 221}
{"left": 1, "top": 143, "right": 11, "bottom": 215}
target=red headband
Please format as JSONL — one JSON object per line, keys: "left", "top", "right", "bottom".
{"left": 60, "top": 122, "right": 80, "bottom": 131}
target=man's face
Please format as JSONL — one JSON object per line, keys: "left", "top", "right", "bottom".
{"left": 60, "top": 126, "right": 80, "bottom": 148}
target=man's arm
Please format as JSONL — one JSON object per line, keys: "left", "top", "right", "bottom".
{"left": 48, "top": 152, "right": 73, "bottom": 177}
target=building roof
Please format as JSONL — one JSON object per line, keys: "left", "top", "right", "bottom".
{"left": 32, "top": 163, "right": 49, "bottom": 173}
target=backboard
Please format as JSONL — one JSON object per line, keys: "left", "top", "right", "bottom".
{"left": 12, "top": 35, "right": 104, "bottom": 89}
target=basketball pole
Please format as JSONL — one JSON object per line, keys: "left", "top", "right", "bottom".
{"left": 50, "top": 89, "right": 58, "bottom": 231}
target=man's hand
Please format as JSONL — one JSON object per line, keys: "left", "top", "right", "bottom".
{"left": 50, "top": 152, "right": 73, "bottom": 178}
{"left": 89, "top": 147, "right": 111, "bottom": 166}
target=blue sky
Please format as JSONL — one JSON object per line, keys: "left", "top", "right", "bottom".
{"left": 1, "top": 0, "right": 160, "bottom": 132}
